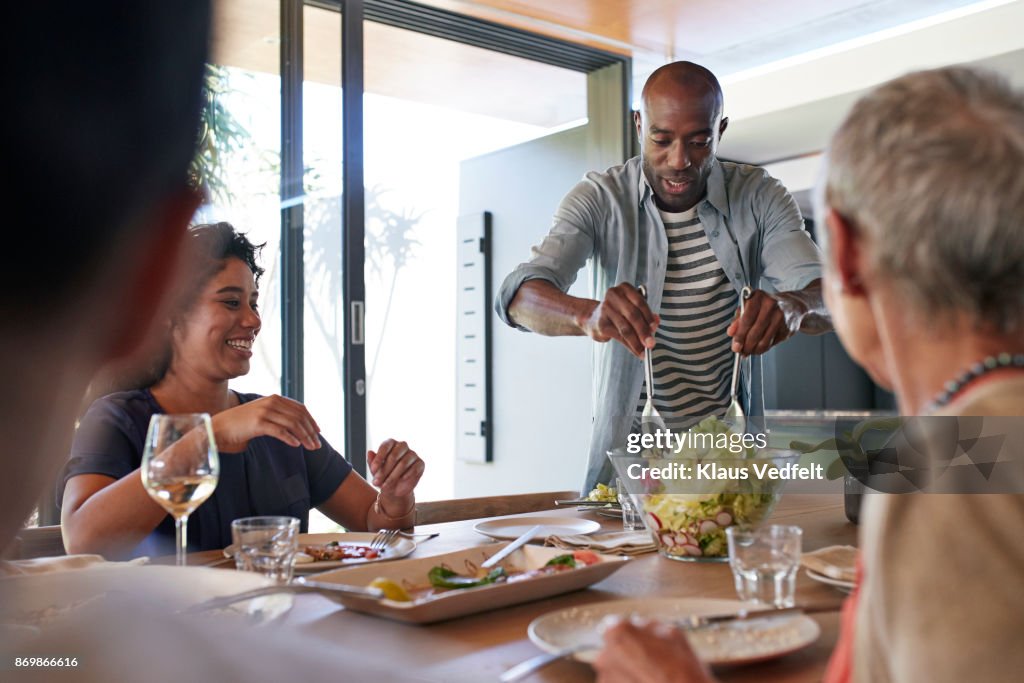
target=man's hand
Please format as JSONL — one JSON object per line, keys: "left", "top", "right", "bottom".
{"left": 210, "top": 394, "right": 321, "bottom": 452}
{"left": 594, "top": 618, "right": 716, "bottom": 683}
{"left": 726, "top": 280, "right": 830, "bottom": 356}
{"left": 577, "top": 283, "right": 660, "bottom": 358}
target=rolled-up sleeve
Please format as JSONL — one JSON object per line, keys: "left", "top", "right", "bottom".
{"left": 756, "top": 176, "right": 822, "bottom": 292}
{"left": 59, "top": 399, "right": 143, "bottom": 503}
{"left": 494, "top": 178, "right": 604, "bottom": 329}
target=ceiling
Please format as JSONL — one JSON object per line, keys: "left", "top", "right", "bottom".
{"left": 212, "top": 0, "right": 1024, "bottom": 188}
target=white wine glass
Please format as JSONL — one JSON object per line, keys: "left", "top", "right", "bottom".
{"left": 140, "top": 413, "right": 219, "bottom": 566}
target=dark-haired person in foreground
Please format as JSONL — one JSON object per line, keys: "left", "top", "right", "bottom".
{"left": 496, "top": 60, "right": 830, "bottom": 492}
{"left": 0, "top": 4, "right": 402, "bottom": 680}
{"left": 594, "top": 66, "right": 1024, "bottom": 683}
{"left": 61, "top": 223, "right": 423, "bottom": 558}
{"left": 0, "top": 1, "right": 210, "bottom": 563}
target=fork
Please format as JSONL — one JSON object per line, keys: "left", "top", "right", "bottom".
{"left": 369, "top": 528, "right": 400, "bottom": 550}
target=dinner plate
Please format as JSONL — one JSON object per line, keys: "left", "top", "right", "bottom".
{"left": 473, "top": 516, "right": 601, "bottom": 540}
{"left": 223, "top": 532, "right": 417, "bottom": 572}
{"left": 529, "top": 597, "right": 821, "bottom": 666}
{"left": 805, "top": 568, "right": 855, "bottom": 593}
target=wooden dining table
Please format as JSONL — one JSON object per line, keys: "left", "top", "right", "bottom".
{"left": 178, "top": 494, "right": 857, "bottom": 682}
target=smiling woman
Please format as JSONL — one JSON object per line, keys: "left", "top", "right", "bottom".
{"left": 58, "top": 223, "right": 426, "bottom": 560}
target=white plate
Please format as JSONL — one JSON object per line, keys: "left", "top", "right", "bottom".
{"left": 0, "top": 565, "right": 292, "bottom": 629}
{"left": 224, "top": 532, "right": 416, "bottom": 572}
{"left": 805, "top": 568, "right": 855, "bottom": 593}
{"left": 293, "top": 532, "right": 416, "bottom": 572}
{"left": 313, "top": 544, "right": 630, "bottom": 624}
{"left": 529, "top": 597, "right": 821, "bottom": 666}
{"left": 473, "top": 516, "right": 601, "bottom": 540}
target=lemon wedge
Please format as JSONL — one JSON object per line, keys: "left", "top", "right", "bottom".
{"left": 369, "top": 577, "right": 412, "bottom": 602}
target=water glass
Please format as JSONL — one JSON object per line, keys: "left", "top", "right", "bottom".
{"left": 231, "top": 516, "right": 300, "bottom": 582}
{"left": 726, "top": 525, "right": 802, "bottom": 608}
{"left": 615, "top": 478, "right": 644, "bottom": 531}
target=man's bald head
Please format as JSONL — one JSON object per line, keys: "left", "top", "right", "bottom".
{"left": 635, "top": 61, "right": 728, "bottom": 212}
{"left": 642, "top": 61, "right": 724, "bottom": 120}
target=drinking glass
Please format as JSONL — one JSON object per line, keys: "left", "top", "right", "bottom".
{"left": 140, "top": 413, "right": 219, "bottom": 567}
{"left": 726, "top": 525, "right": 802, "bottom": 608}
{"left": 615, "top": 477, "right": 643, "bottom": 531}
{"left": 231, "top": 516, "right": 300, "bottom": 582}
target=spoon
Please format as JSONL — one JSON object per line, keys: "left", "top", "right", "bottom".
{"left": 725, "top": 286, "right": 753, "bottom": 424}
{"left": 636, "top": 285, "right": 666, "bottom": 437}
{"left": 500, "top": 644, "right": 599, "bottom": 682}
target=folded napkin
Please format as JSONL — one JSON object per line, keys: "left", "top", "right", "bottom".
{"left": 801, "top": 545, "right": 857, "bottom": 583}
{"left": 544, "top": 530, "right": 657, "bottom": 556}
{"left": 0, "top": 554, "right": 149, "bottom": 577}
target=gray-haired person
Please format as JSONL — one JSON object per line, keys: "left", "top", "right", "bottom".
{"left": 594, "top": 65, "right": 1024, "bottom": 683}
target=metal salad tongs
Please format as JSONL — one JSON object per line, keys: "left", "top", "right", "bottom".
{"left": 725, "top": 286, "right": 753, "bottom": 423}
{"left": 637, "top": 285, "right": 667, "bottom": 436}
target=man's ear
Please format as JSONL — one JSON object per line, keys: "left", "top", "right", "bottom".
{"left": 824, "top": 208, "right": 866, "bottom": 296}
{"left": 718, "top": 116, "right": 729, "bottom": 139}
{"left": 633, "top": 109, "right": 643, "bottom": 143}
{"left": 104, "top": 187, "right": 201, "bottom": 360}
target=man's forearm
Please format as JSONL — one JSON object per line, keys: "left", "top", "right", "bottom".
{"left": 507, "top": 279, "right": 597, "bottom": 337}
{"left": 778, "top": 278, "right": 832, "bottom": 335}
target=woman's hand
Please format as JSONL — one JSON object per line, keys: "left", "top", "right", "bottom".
{"left": 594, "top": 618, "right": 716, "bottom": 683}
{"left": 368, "top": 439, "right": 424, "bottom": 508}
{"left": 210, "top": 394, "right": 321, "bottom": 452}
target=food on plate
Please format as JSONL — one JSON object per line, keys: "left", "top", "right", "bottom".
{"left": 428, "top": 566, "right": 506, "bottom": 589}
{"left": 369, "top": 577, "right": 412, "bottom": 602}
{"left": 302, "top": 542, "right": 381, "bottom": 562}
{"left": 367, "top": 551, "right": 602, "bottom": 603}
{"left": 586, "top": 482, "right": 618, "bottom": 503}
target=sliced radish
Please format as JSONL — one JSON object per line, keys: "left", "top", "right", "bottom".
{"left": 699, "top": 520, "right": 719, "bottom": 534}
{"left": 682, "top": 544, "right": 702, "bottom": 556}
{"left": 716, "top": 512, "right": 732, "bottom": 526}
{"left": 572, "top": 550, "right": 601, "bottom": 566}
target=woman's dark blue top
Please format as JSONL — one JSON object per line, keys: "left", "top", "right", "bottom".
{"left": 60, "top": 389, "right": 352, "bottom": 557}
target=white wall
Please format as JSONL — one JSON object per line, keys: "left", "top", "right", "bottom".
{"left": 455, "top": 125, "right": 595, "bottom": 497}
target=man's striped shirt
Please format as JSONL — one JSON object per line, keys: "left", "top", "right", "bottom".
{"left": 635, "top": 206, "right": 737, "bottom": 427}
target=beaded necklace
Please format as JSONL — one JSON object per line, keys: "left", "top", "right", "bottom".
{"left": 926, "top": 353, "right": 1024, "bottom": 412}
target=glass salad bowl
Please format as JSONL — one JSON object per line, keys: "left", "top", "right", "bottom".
{"left": 608, "top": 445, "right": 800, "bottom": 562}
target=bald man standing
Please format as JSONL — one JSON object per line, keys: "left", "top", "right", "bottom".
{"left": 495, "top": 62, "right": 831, "bottom": 491}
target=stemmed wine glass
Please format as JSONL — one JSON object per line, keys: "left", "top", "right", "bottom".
{"left": 140, "top": 413, "right": 219, "bottom": 566}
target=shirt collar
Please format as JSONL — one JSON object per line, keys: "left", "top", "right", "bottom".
{"left": 704, "top": 158, "right": 731, "bottom": 219}
{"left": 636, "top": 157, "right": 731, "bottom": 219}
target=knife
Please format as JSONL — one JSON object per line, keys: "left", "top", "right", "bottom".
{"left": 679, "top": 601, "right": 845, "bottom": 629}
{"left": 481, "top": 525, "right": 543, "bottom": 569}
{"left": 181, "top": 578, "right": 385, "bottom": 614}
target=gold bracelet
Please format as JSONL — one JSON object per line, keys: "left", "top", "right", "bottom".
{"left": 374, "top": 494, "right": 416, "bottom": 524}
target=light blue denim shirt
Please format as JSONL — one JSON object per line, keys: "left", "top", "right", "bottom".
{"left": 495, "top": 157, "right": 822, "bottom": 491}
